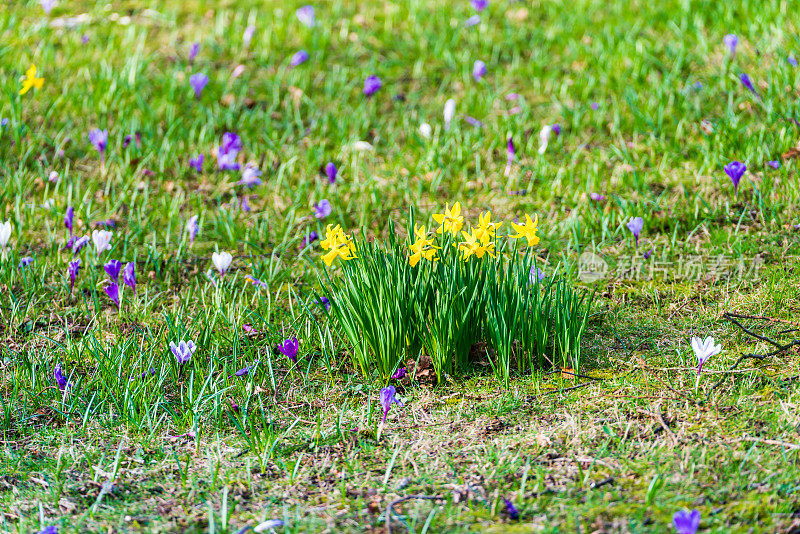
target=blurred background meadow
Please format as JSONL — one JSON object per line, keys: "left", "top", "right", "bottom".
{"left": 3, "top": 0, "right": 800, "bottom": 532}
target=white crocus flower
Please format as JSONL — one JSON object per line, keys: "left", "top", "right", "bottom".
{"left": 0, "top": 221, "right": 11, "bottom": 249}
{"left": 538, "top": 125, "right": 553, "bottom": 154}
{"left": 92, "top": 229, "right": 112, "bottom": 256}
{"left": 419, "top": 122, "right": 432, "bottom": 139}
{"left": 691, "top": 336, "right": 722, "bottom": 373}
{"left": 443, "top": 99, "right": 455, "bottom": 131}
{"left": 212, "top": 251, "right": 233, "bottom": 276}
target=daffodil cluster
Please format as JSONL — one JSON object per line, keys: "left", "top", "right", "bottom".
{"left": 320, "top": 224, "right": 356, "bottom": 266}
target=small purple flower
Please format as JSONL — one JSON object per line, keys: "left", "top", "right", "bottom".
{"left": 290, "top": 50, "right": 309, "bottom": 67}
{"left": 504, "top": 135, "right": 515, "bottom": 176}
{"left": 40, "top": 0, "right": 57, "bottom": 15}
{"left": 81, "top": 34, "right": 89, "bottom": 44}
{"left": 239, "top": 164, "right": 262, "bottom": 187}
{"left": 626, "top": 217, "right": 644, "bottom": 248}
{"left": 589, "top": 192, "right": 605, "bottom": 201}
{"left": 234, "top": 365, "right": 252, "bottom": 377}
{"left": 64, "top": 206, "right": 74, "bottom": 235}
{"left": 471, "top": 0, "right": 488, "bottom": 10}
{"left": 104, "top": 259, "right": 122, "bottom": 281}
{"left": 325, "top": 162, "right": 338, "bottom": 184}
{"left": 19, "top": 256, "right": 33, "bottom": 268}
{"left": 277, "top": 337, "right": 299, "bottom": 363}
{"left": 296, "top": 5, "right": 315, "bottom": 27}
{"left": 89, "top": 128, "right": 108, "bottom": 157}
{"left": 464, "top": 116, "right": 484, "bottom": 127}
{"left": 379, "top": 386, "right": 403, "bottom": 423}
{"left": 217, "top": 132, "right": 242, "bottom": 171}
{"left": 472, "top": 60, "right": 487, "bottom": 81}
{"left": 464, "top": 14, "right": 481, "bottom": 26}
{"left": 739, "top": 73, "right": 758, "bottom": 96}
{"left": 244, "top": 275, "right": 267, "bottom": 288}
{"left": 104, "top": 282, "right": 120, "bottom": 308}
{"left": 672, "top": 509, "right": 700, "bottom": 534}
{"left": 789, "top": 56, "right": 798, "bottom": 67}
{"left": 724, "top": 160, "right": 747, "bottom": 196}
{"left": 363, "top": 75, "right": 382, "bottom": 97}
{"left": 1, "top": 118, "right": 8, "bottom": 127}
{"left": 551, "top": 123, "right": 562, "bottom": 136}
{"left": 123, "top": 262, "right": 136, "bottom": 294}
{"left": 54, "top": 363, "right": 70, "bottom": 392}
{"left": 243, "top": 25, "right": 255, "bottom": 46}
{"left": 319, "top": 296, "right": 331, "bottom": 311}
{"left": 123, "top": 132, "right": 141, "bottom": 148}
{"left": 723, "top": 34, "right": 738, "bottom": 58}
{"left": 503, "top": 498, "right": 519, "bottom": 520}
{"left": 189, "top": 154, "right": 204, "bottom": 172}
{"left": 186, "top": 215, "right": 199, "bottom": 245}
{"left": 590, "top": 102, "right": 600, "bottom": 110}
{"left": 391, "top": 367, "right": 407, "bottom": 380}
{"left": 643, "top": 248, "right": 654, "bottom": 260}
{"left": 313, "top": 199, "right": 332, "bottom": 219}
{"left": 529, "top": 266, "right": 546, "bottom": 284}
{"left": 170, "top": 340, "right": 197, "bottom": 366}
{"left": 302, "top": 231, "right": 319, "bottom": 248}
{"left": 68, "top": 259, "right": 81, "bottom": 291}
{"left": 72, "top": 235, "right": 90, "bottom": 254}
{"left": 189, "top": 42, "right": 200, "bottom": 63}
{"left": 189, "top": 73, "right": 209, "bottom": 99}
{"left": 767, "top": 160, "right": 781, "bottom": 169}
{"left": 241, "top": 196, "right": 252, "bottom": 212}
{"left": 132, "top": 368, "right": 156, "bottom": 380}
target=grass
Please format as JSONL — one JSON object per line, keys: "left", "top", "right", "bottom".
{"left": 3, "top": 0, "right": 800, "bottom": 532}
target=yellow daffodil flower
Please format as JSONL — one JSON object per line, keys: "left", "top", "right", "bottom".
{"left": 509, "top": 214, "right": 540, "bottom": 246}
{"left": 458, "top": 229, "right": 496, "bottom": 260}
{"left": 320, "top": 224, "right": 345, "bottom": 251}
{"left": 473, "top": 211, "right": 502, "bottom": 245}
{"left": 408, "top": 224, "right": 439, "bottom": 266}
{"left": 322, "top": 243, "right": 357, "bottom": 266}
{"left": 19, "top": 64, "right": 44, "bottom": 95}
{"left": 319, "top": 224, "right": 356, "bottom": 265}
{"left": 432, "top": 202, "right": 464, "bottom": 235}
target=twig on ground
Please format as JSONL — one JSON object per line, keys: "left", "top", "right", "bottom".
{"left": 637, "top": 405, "right": 678, "bottom": 447}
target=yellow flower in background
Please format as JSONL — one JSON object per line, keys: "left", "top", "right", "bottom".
{"left": 408, "top": 224, "right": 439, "bottom": 266}
{"left": 510, "top": 214, "right": 540, "bottom": 246}
{"left": 19, "top": 64, "right": 44, "bottom": 95}
{"left": 473, "top": 211, "right": 502, "bottom": 245}
{"left": 432, "top": 202, "right": 464, "bottom": 235}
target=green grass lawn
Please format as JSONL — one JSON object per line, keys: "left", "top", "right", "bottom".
{"left": 3, "top": 0, "right": 800, "bottom": 532}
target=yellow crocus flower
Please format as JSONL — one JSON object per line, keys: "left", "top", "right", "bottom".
{"left": 19, "top": 64, "right": 44, "bottom": 95}
{"left": 432, "top": 202, "right": 464, "bottom": 235}
{"left": 509, "top": 214, "right": 540, "bottom": 246}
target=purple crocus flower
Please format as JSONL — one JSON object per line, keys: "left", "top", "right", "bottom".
{"left": 723, "top": 34, "right": 738, "bottom": 58}
{"left": 379, "top": 386, "right": 403, "bottom": 423}
{"left": 313, "top": 199, "right": 332, "bottom": 219}
{"left": 189, "top": 154, "right": 204, "bottom": 172}
{"left": 40, "top": 0, "right": 57, "bottom": 15}
{"left": 589, "top": 192, "right": 605, "bottom": 201}
{"left": 739, "top": 73, "right": 758, "bottom": 96}
{"left": 471, "top": 0, "right": 488, "bottom": 10}
{"left": 643, "top": 249, "right": 654, "bottom": 260}
{"left": 724, "top": 160, "right": 746, "bottom": 197}
{"left": 672, "top": 509, "right": 700, "bottom": 534}
{"left": 68, "top": 259, "right": 81, "bottom": 291}
{"left": 290, "top": 50, "right": 309, "bottom": 67}
{"left": 277, "top": 337, "right": 299, "bottom": 363}
{"left": 186, "top": 215, "right": 199, "bottom": 245}
{"left": 464, "top": 116, "right": 484, "bottom": 127}
{"left": 37, "top": 526, "right": 58, "bottom": 534}
{"left": 239, "top": 164, "right": 262, "bottom": 187}
{"left": 325, "top": 162, "right": 338, "bottom": 184}
{"left": 64, "top": 206, "right": 74, "bottom": 235}
{"left": 54, "top": 363, "right": 70, "bottom": 392}
{"left": 243, "top": 25, "right": 255, "bottom": 46}
{"left": 472, "top": 60, "right": 487, "bottom": 81}
{"left": 104, "top": 282, "right": 120, "bottom": 308}
{"left": 529, "top": 266, "right": 546, "bottom": 284}
{"left": 217, "top": 132, "right": 242, "bottom": 171}
{"left": 104, "top": 259, "right": 122, "bottom": 281}
{"left": 789, "top": 56, "right": 798, "bottom": 67}
{"left": 296, "top": 5, "right": 315, "bottom": 27}
{"left": 19, "top": 256, "right": 33, "bottom": 268}
{"left": 363, "top": 75, "right": 382, "bottom": 97}
{"left": 1, "top": 118, "right": 8, "bottom": 127}
{"left": 302, "top": 231, "right": 319, "bottom": 248}
{"left": 241, "top": 196, "right": 252, "bottom": 212}
{"left": 123, "top": 262, "right": 136, "bottom": 294}
{"left": 767, "top": 160, "right": 781, "bottom": 169}
{"left": 551, "top": 123, "right": 562, "bottom": 136}
{"left": 132, "top": 368, "right": 156, "bottom": 380}
{"left": 170, "top": 340, "right": 197, "bottom": 366}
{"left": 504, "top": 135, "right": 515, "bottom": 176}
{"left": 626, "top": 217, "right": 644, "bottom": 248}
{"left": 503, "top": 498, "right": 519, "bottom": 520}
{"left": 464, "top": 14, "right": 481, "bottom": 26}
{"left": 189, "top": 73, "right": 209, "bottom": 99}
{"left": 89, "top": 128, "right": 108, "bottom": 159}
{"left": 188, "top": 42, "right": 200, "bottom": 63}
{"left": 391, "top": 367, "right": 407, "bottom": 380}
{"left": 72, "top": 235, "right": 90, "bottom": 254}
{"left": 590, "top": 102, "right": 600, "bottom": 110}
{"left": 319, "top": 296, "right": 331, "bottom": 311}
{"left": 234, "top": 365, "right": 252, "bottom": 377}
